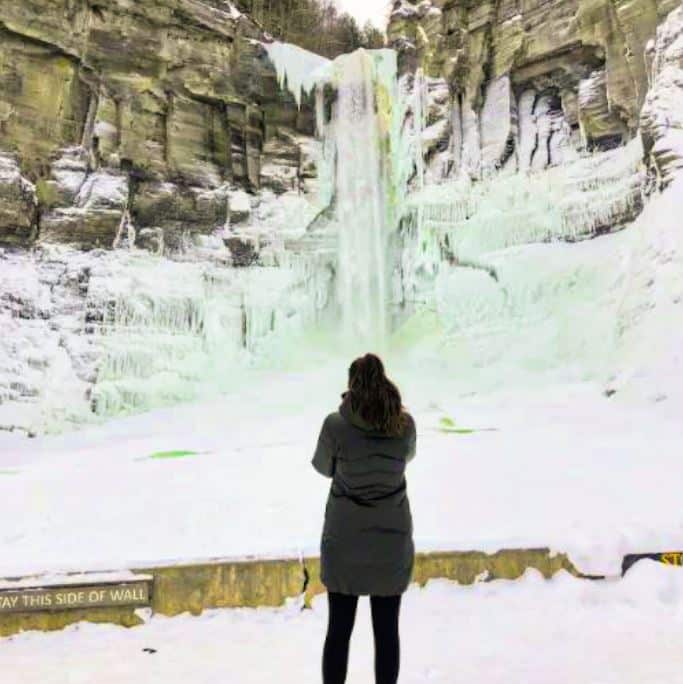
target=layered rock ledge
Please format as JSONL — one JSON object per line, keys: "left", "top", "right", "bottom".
{"left": 388, "top": 0, "right": 682, "bottom": 181}
{"left": 0, "top": 0, "right": 319, "bottom": 250}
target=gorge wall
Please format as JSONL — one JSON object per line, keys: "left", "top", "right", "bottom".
{"left": 388, "top": 0, "right": 682, "bottom": 182}
{"left": 1, "top": 0, "right": 682, "bottom": 433}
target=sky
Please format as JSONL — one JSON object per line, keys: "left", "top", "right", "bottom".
{"left": 336, "top": 0, "right": 391, "bottom": 29}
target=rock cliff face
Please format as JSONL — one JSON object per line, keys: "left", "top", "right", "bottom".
{"left": 0, "top": 0, "right": 318, "bottom": 250}
{"left": 0, "top": 1, "right": 334, "bottom": 434}
{"left": 388, "top": 0, "right": 681, "bottom": 180}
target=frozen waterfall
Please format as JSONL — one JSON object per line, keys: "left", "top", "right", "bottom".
{"left": 315, "top": 49, "right": 412, "bottom": 351}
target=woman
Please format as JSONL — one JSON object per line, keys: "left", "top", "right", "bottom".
{"left": 312, "top": 353, "right": 416, "bottom": 684}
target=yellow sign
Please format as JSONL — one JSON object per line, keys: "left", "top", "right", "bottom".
{"left": 661, "top": 552, "right": 683, "bottom": 566}
{"left": 0, "top": 581, "right": 150, "bottom": 613}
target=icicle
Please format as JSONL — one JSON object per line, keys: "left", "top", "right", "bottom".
{"left": 263, "top": 41, "right": 330, "bottom": 109}
{"left": 315, "top": 85, "right": 325, "bottom": 137}
{"left": 414, "top": 68, "right": 425, "bottom": 190}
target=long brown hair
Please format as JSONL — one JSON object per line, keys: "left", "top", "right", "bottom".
{"left": 346, "top": 353, "right": 408, "bottom": 436}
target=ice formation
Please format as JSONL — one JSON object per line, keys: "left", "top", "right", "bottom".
{"left": 87, "top": 246, "right": 333, "bottom": 418}
{"left": 391, "top": 135, "right": 654, "bottom": 389}
{"left": 402, "top": 138, "right": 645, "bottom": 265}
{"left": 263, "top": 41, "right": 330, "bottom": 109}
{"left": 0, "top": 228, "right": 334, "bottom": 433}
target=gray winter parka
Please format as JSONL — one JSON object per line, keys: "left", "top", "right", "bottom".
{"left": 312, "top": 394, "right": 416, "bottom": 596}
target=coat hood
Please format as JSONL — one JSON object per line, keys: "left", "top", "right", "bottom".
{"left": 339, "top": 392, "right": 376, "bottom": 432}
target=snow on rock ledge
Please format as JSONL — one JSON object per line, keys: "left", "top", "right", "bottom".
{"left": 41, "top": 172, "right": 130, "bottom": 249}
{"left": 0, "top": 155, "right": 37, "bottom": 246}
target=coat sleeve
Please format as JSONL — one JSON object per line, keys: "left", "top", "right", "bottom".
{"left": 312, "top": 417, "right": 335, "bottom": 477}
{"left": 405, "top": 415, "right": 416, "bottom": 464}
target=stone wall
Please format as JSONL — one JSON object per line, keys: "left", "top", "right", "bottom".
{"left": 0, "top": 548, "right": 580, "bottom": 636}
{"left": 0, "top": 0, "right": 318, "bottom": 251}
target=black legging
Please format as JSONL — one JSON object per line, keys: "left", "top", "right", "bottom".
{"left": 322, "top": 592, "right": 401, "bottom": 684}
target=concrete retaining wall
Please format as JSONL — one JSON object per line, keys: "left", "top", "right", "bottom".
{"left": 0, "top": 548, "right": 579, "bottom": 637}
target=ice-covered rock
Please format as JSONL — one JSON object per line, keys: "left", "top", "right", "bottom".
{"left": 228, "top": 189, "right": 253, "bottom": 225}
{"left": 578, "top": 69, "right": 627, "bottom": 149}
{"left": 131, "top": 181, "right": 229, "bottom": 251}
{"left": 0, "top": 234, "right": 334, "bottom": 433}
{"left": 641, "top": 4, "right": 683, "bottom": 186}
{"left": 0, "top": 154, "right": 37, "bottom": 246}
{"left": 387, "top": 0, "right": 683, "bottom": 180}
{"left": 480, "top": 76, "right": 515, "bottom": 175}
{"left": 396, "top": 139, "right": 646, "bottom": 342}
{"left": 0, "top": 249, "right": 92, "bottom": 434}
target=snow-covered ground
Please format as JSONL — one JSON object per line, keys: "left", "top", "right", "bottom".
{"left": 4, "top": 562, "right": 683, "bottom": 682}
{"left": 0, "top": 361, "right": 680, "bottom": 579}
